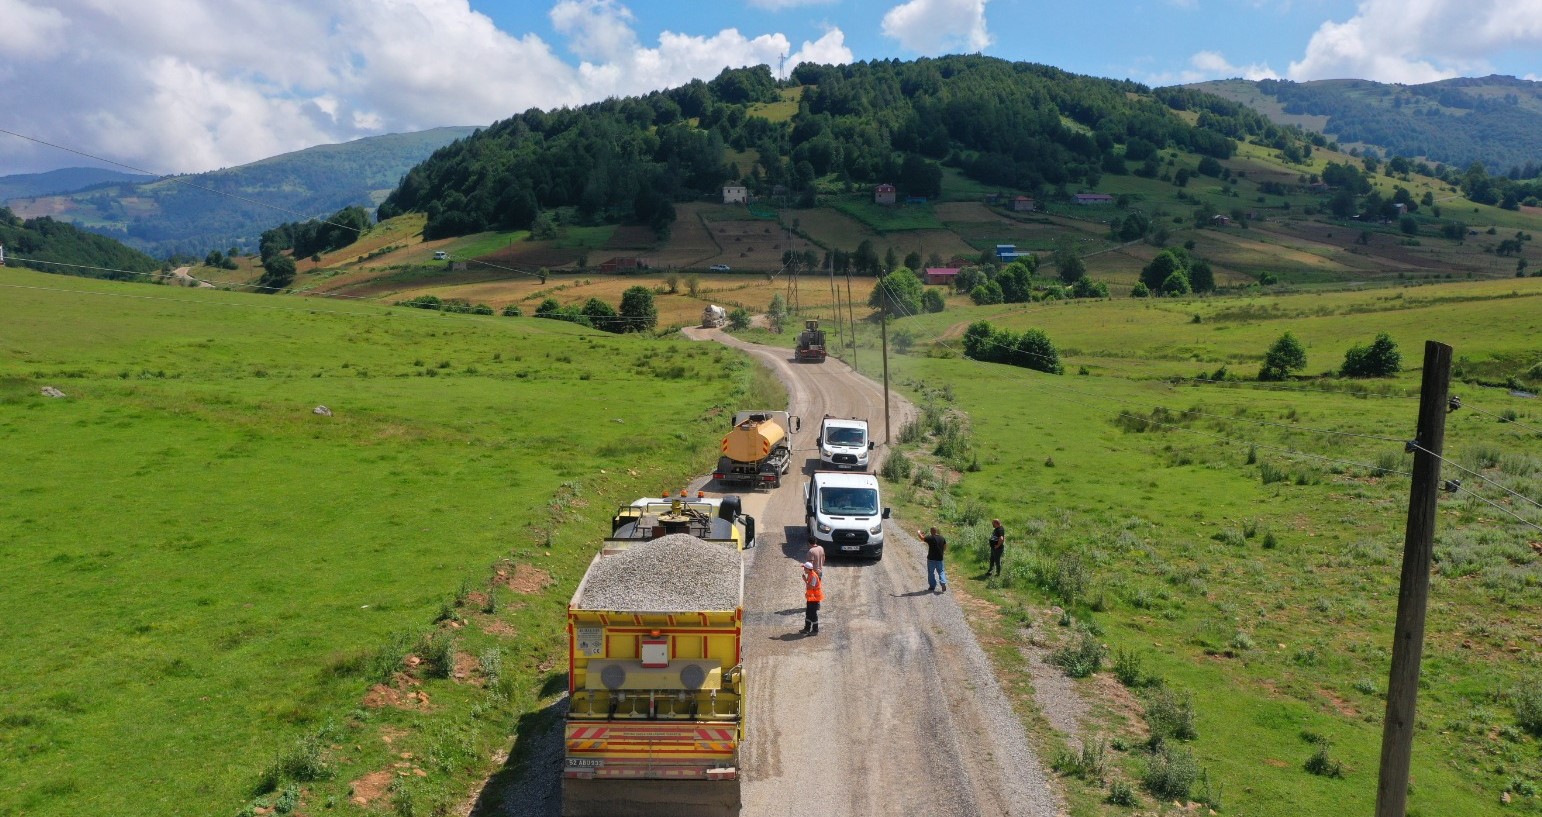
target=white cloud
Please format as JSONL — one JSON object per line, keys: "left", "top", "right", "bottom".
{"left": 1289, "top": 0, "right": 1542, "bottom": 82}
{"left": 550, "top": 0, "right": 639, "bottom": 62}
{"left": 881, "top": 0, "right": 992, "bottom": 55}
{"left": 0, "top": 0, "right": 853, "bottom": 176}
{"left": 0, "top": 0, "right": 70, "bottom": 59}
{"left": 1141, "top": 51, "right": 1279, "bottom": 87}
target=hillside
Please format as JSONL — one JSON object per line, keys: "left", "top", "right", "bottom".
{"left": 379, "top": 55, "right": 1271, "bottom": 241}
{"left": 0, "top": 167, "right": 154, "bottom": 202}
{"left": 0, "top": 206, "right": 160, "bottom": 280}
{"left": 1185, "top": 75, "right": 1542, "bottom": 175}
{"left": 4, "top": 126, "right": 478, "bottom": 258}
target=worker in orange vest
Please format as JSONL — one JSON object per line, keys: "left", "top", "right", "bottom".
{"left": 801, "top": 560, "right": 823, "bottom": 636}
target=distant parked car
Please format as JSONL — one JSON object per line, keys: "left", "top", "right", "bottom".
{"left": 433, "top": 251, "right": 448, "bottom": 260}
{"left": 709, "top": 264, "right": 731, "bottom": 272}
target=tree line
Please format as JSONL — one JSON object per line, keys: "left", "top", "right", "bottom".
{"left": 378, "top": 55, "right": 1305, "bottom": 240}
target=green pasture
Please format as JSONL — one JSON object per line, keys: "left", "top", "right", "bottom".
{"left": 856, "top": 273, "right": 1542, "bottom": 815}
{"left": 830, "top": 196, "right": 946, "bottom": 232}
{"left": 0, "top": 267, "right": 774, "bottom": 816}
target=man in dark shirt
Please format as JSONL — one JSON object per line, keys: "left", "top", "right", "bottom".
{"left": 987, "top": 519, "right": 1005, "bottom": 577}
{"left": 918, "top": 526, "right": 948, "bottom": 593}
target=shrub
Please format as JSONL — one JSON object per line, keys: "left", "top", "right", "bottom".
{"left": 1144, "top": 687, "right": 1198, "bottom": 746}
{"left": 1514, "top": 679, "right": 1542, "bottom": 737}
{"left": 419, "top": 631, "right": 455, "bottom": 680}
{"left": 1113, "top": 648, "right": 1156, "bottom": 688}
{"left": 1143, "top": 746, "right": 1200, "bottom": 799}
{"left": 1050, "top": 629, "right": 1106, "bottom": 678}
{"left": 1053, "top": 739, "right": 1108, "bottom": 782}
{"left": 1106, "top": 780, "right": 1137, "bottom": 806}
{"left": 881, "top": 450, "right": 914, "bottom": 481}
{"left": 369, "top": 631, "right": 415, "bottom": 684}
{"left": 1304, "top": 745, "right": 1344, "bottom": 778}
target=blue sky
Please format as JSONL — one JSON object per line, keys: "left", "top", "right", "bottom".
{"left": 1, "top": 0, "right": 1539, "bottom": 176}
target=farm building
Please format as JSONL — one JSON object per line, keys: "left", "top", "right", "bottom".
{"left": 1073, "top": 193, "right": 1115, "bottom": 205}
{"left": 722, "top": 185, "right": 748, "bottom": 205}
{"left": 924, "top": 267, "right": 960, "bottom": 286}
{"left": 995, "top": 244, "right": 1032, "bottom": 263}
{"left": 874, "top": 184, "right": 897, "bottom": 205}
{"left": 1012, "top": 196, "right": 1035, "bottom": 212}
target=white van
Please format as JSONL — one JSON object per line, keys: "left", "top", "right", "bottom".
{"left": 804, "top": 471, "right": 890, "bottom": 560}
{"left": 817, "top": 416, "right": 873, "bottom": 470}
{"left": 433, "top": 250, "right": 448, "bottom": 260}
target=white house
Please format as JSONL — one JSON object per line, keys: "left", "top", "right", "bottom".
{"left": 723, "top": 185, "right": 748, "bottom": 205}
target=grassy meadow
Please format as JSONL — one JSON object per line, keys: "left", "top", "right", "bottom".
{"left": 0, "top": 266, "right": 783, "bottom": 816}
{"left": 851, "top": 278, "right": 1542, "bottom": 815}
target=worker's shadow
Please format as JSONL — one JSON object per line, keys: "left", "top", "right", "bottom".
{"left": 896, "top": 588, "right": 938, "bottom": 598}
{"left": 768, "top": 607, "right": 812, "bottom": 641}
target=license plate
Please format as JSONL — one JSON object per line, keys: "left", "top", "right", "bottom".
{"left": 841, "top": 545, "right": 861, "bottom": 551}
{"left": 568, "top": 759, "right": 605, "bottom": 767}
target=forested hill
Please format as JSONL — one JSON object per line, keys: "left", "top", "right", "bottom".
{"left": 380, "top": 55, "right": 1300, "bottom": 239}
{"left": 1186, "top": 75, "right": 1542, "bottom": 176}
{"left": 6, "top": 127, "right": 478, "bottom": 259}
{"left": 0, "top": 168, "right": 155, "bottom": 202}
{"left": 0, "top": 207, "right": 161, "bottom": 280}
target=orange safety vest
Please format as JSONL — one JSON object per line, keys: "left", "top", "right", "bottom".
{"left": 804, "top": 569, "right": 824, "bottom": 603}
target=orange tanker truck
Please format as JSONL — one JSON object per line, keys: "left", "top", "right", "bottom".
{"left": 711, "top": 410, "right": 800, "bottom": 490}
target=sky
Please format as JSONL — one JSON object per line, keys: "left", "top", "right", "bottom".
{"left": 2, "top": 0, "right": 1540, "bottom": 177}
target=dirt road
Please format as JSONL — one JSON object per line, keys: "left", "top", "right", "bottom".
{"left": 691, "top": 329, "right": 1062, "bottom": 817}
{"left": 474, "top": 331, "right": 1061, "bottom": 817}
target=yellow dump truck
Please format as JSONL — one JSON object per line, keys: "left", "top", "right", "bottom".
{"left": 561, "top": 497, "right": 747, "bottom": 817}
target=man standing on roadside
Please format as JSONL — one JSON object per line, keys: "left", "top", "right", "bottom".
{"left": 807, "top": 539, "right": 826, "bottom": 574}
{"left": 919, "top": 526, "right": 948, "bottom": 593}
{"left": 801, "top": 561, "right": 823, "bottom": 635}
{"left": 987, "top": 519, "right": 1006, "bottom": 578}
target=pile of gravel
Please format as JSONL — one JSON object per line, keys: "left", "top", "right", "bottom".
{"left": 578, "top": 533, "right": 742, "bottom": 611}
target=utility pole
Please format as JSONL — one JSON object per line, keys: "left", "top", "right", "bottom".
{"left": 1374, "top": 340, "right": 1453, "bottom": 817}
{"left": 844, "top": 270, "right": 858, "bottom": 372}
{"left": 880, "top": 313, "right": 891, "bottom": 445}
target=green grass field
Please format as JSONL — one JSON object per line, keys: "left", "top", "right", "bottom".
{"left": 853, "top": 278, "right": 1542, "bottom": 816}
{"left": 0, "top": 267, "right": 780, "bottom": 816}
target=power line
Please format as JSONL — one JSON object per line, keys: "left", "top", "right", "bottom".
{"left": 1175, "top": 375, "right": 1420, "bottom": 400}
{"left": 1455, "top": 399, "right": 1542, "bottom": 437}
{"left": 1408, "top": 442, "right": 1542, "bottom": 514}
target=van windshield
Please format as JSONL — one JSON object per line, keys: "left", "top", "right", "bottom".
{"left": 819, "top": 487, "right": 879, "bottom": 516}
{"left": 826, "top": 427, "right": 866, "bottom": 446}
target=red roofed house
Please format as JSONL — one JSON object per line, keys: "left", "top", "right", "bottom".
{"left": 874, "top": 183, "right": 897, "bottom": 205}
{"left": 924, "top": 267, "right": 960, "bottom": 286}
{"left": 1012, "top": 195, "right": 1035, "bottom": 212}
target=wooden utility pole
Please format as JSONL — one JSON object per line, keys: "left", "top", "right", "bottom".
{"left": 1375, "top": 340, "right": 1452, "bottom": 817}
{"left": 844, "top": 270, "right": 858, "bottom": 371}
{"left": 880, "top": 314, "right": 891, "bottom": 444}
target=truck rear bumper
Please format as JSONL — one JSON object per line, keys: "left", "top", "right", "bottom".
{"left": 563, "top": 777, "right": 741, "bottom": 817}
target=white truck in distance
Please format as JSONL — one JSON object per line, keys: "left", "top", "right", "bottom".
{"left": 804, "top": 470, "right": 890, "bottom": 560}
{"left": 817, "top": 416, "right": 872, "bottom": 471}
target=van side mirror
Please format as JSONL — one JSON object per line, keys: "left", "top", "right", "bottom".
{"left": 868, "top": 441, "right": 875, "bottom": 449}
{"left": 882, "top": 507, "right": 892, "bottom": 519}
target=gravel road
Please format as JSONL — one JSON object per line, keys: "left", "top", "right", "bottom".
{"left": 689, "top": 328, "right": 1064, "bottom": 817}
{"left": 473, "top": 330, "right": 1064, "bottom": 817}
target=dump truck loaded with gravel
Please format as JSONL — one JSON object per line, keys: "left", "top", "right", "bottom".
{"left": 712, "top": 410, "right": 800, "bottom": 490}
{"left": 561, "top": 521, "right": 747, "bottom": 817}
